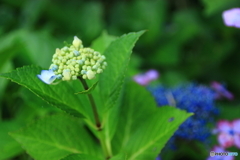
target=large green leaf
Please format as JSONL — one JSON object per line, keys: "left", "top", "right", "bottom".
{"left": 0, "top": 121, "right": 23, "bottom": 160}
{"left": 99, "top": 31, "right": 145, "bottom": 112}
{"left": 112, "top": 82, "right": 193, "bottom": 160}
{"left": 91, "top": 31, "right": 117, "bottom": 53}
{"left": 98, "top": 31, "right": 144, "bottom": 156}
{"left": 10, "top": 114, "right": 102, "bottom": 160}
{"left": 61, "top": 154, "right": 103, "bottom": 160}
{"left": 0, "top": 66, "right": 91, "bottom": 119}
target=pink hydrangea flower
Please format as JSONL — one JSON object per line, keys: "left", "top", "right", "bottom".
{"left": 211, "top": 81, "right": 234, "bottom": 100}
{"left": 207, "top": 146, "right": 234, "bottom": 160}
{"left": 133, "top": 69, "right": 159, "bottom": 86}
{"left": 214, "top": 120, "right": 240, "bottom": 149}
{"left": 222, "top": 8, "right": 240, "bottom": 28}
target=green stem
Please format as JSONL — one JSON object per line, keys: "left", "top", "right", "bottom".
{"left": 79, "top": 78, "right": 101, "bottom": 128}
{"left": 78, "top": 78, "right": 112, "bottom": 159}
{"left": 99, "top": 130, "right": 112, "bottom": 159}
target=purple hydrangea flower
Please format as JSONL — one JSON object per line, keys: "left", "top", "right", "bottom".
{"left": 213, "top": 119, "right": 240, "bottom": 149}
{"left": 133, "top": 69, "right": 159, "bottom": 86}
{"left": 222, "top": 8, "right": 240, "bottom": 28}
{"left": 37, "top": 70, "right": 57, "bottom": 84}
{"left": 210, "top": 81, "right": 234, "bottom": 100}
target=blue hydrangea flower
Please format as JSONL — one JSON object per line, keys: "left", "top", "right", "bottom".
{"left": 37, "top": 70, "right": 57, "bottom": 84}
{"left": 148, "top": 83, "right": 219, "bottom": 145}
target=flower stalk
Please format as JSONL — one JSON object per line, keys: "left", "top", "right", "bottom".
{"left": 78, "top": 77, "right": 101, "bottom": 128}
{"left": 78, "top": 77, "right": 112, "bottom": 159}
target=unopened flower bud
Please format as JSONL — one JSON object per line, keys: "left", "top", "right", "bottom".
{"left": 73, "top": 50, "right": 80, "bottom": 56}
{"left": 63, "top": 69, "right": 71, "bottom": 81}
{"left": 86, "top": 70, "right": 95, "bottom": 79}
{"left": 72, "top": 36, "right": 82, "bottom": 49}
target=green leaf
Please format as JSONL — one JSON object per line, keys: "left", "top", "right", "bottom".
{"left": 75, "top": 81, "right": 98, "bottom": 94}
{"left": 10, "top": 114, "right": 102, "bottom": 160}
{"left": 16, "top": 88, "right": 61, "bottom": 123}
{"left": 0, "top": 65, "right": 89, "bottom": 118}
{"left": 112, "top": 82, "right": 193, "bottom": 160}
{"left": 91, "top": 31, "right": 117, "bottom": 53}
{"left": 98, "top": 31, "right": 144, "bottom": 155}
{"left": 0, "top": 121, "right": 23, "bottom": 160}
{"left": 99, "top": 31, "right": 145, "bottom": 112}
{"left": 61, "top": 154, "right": 103, "bottom": 160}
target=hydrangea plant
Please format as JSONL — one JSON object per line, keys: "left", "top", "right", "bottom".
{"left": 0, "top": 31, "right": 193, "bottom": 160}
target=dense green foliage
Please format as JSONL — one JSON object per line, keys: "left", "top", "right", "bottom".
{"left": 1, "top": 0, "right": 240, "bottom": 160}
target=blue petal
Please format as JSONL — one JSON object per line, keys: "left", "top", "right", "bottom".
{"left": 37, "top": 70, "right": 57, "bottom": 84}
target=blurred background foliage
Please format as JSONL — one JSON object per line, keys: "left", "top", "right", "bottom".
{"left": 1, "top": 0, "right": 240, "bottom": 159}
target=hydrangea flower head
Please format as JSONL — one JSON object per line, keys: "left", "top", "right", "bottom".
{"left": 37, "top": 36, "right": 107, "bottom": 84}
{"left": 149, "top": 83, "right": 219, "bottom": 144}
{"left": 214, "top": 119, "right": 240, "bottom": 149}
{"left": 222, "top": 8, "right": 240, "bottom": 28}
{"left": 133, "top": 69, "right": 159, "bottom": 86}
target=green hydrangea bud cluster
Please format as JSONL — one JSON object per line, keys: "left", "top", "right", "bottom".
{"left": 49, "top": 36, "right": 107, "bottom": 81}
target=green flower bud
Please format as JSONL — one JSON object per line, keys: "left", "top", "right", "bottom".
{"left": 63, "top": 69, "right": 71, "bottom": 81}
{"left": 87, "top": 66, "right": 91, "bottom": 70}
{"left": 85, "top": 60, "right": 90, "bottom": 65}
{"left": 86, "top": 70, "right": 95, "bottom": 79}
{"left": 72, "top": 76, "right": 77, "bottom": 80}
{"left": 75, "top": 68, "right": 80, "bottom": 72}
{"left": 46, "top": 36, "right": 107, "bottom": 83}
{"left": 72, "top": 36, "right": 82, "bottom": 49}
{"left": 97, "top": 68, "right": 102, "bottom": 73}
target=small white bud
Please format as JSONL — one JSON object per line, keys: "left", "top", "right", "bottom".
{"left": 87, "top": 66, "right": 91, "bottom": 70}
{"left": 77, "top": 60, "right": 84, "bottom": 65}
{"left": 50, "top": 64, "right": 58, "bottom": 71}
{"left": 72, "top": 36, "right": 82, "bottom": 49}
{"left": 75, "top": 68, "right": 80, "bottom": 72}
{"left": 81, "top": 70, "right": 87, "bottom": 74}
{"left": 56, "top": 74, "right": 62, "bottom": 79}
{"left": 63, "top": 69, "right": 71, "bottom": 81}
{"left": 97, "top": 68, "right": 103, "bottom": 74}
{"left": 91, "top": 59, "right": 95, "bottom": 65}
{"left": 56, "top": 48, "right": 61, "bottom": 55}
{"left": 72, "top": 76, "right": 77, "bottom": 80}
{"left": 85, "top": 60, "right": 90, "bottom": 65}
{"left": 73, "top": 50, "right": 80, "bottom": 56}
{"left": 86, "top": 70, "right": 95, "bottom": 79}
{"left": 62, "top": 47, "right": 68, "bottom": 51}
